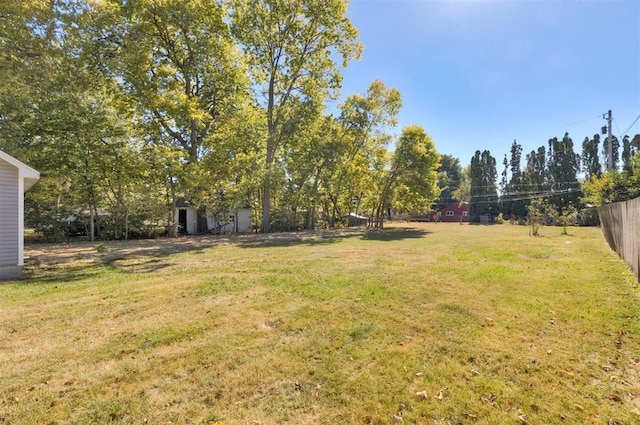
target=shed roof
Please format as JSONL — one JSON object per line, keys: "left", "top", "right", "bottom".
{"left": 0, "top": 150, "right": 40, "bottom": 191}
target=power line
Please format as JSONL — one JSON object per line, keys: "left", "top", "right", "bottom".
{"left": 470, "top": 187, "right": 583, "bottom": 204}
{"left": 470, "top": 181, "right": 582, "bottom": 190}
{"left": 620, "top": 114, "right": 640, "bottom": 137}
{"left": 613, "top": 116, "right": 622, "bottom": 138}
{"left": 554, "top": 114, "right": 602, "bottom": 130}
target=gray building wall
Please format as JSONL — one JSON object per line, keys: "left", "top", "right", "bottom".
{"left": 0, "top": 158, "right": 19, "bottom": 267}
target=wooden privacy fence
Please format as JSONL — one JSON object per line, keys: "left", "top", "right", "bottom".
{"left": 598, "top": 196, "right": 640, "bottom": 281}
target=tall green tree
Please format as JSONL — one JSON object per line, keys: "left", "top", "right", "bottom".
{"left": 280, "top": 114, "right": 336, "bottom": 230}
{"left": 581, "top": 134, "right": 601, "bottom": 179}
{"left": 452, "top": 165, "right": 471, "bottom": 207}
{"left": 370, "top": 125, "right": 440, "bottom": 227}
{"left": 547, "top": 132, "right": 580, "bottom": 211}
{"left": 522, "top": 145, "right": 548, "bottom": 196}
{"left": 0, "top": 0, "right": 65, "bottom": 153}
{"left": 230, "top": 0, "right": 362, "bottom": 232}
{"left": 268, "top": 97, "right": 329, "bottom": 231}
{"left": 436, "top": 154, "right": 463, "bottom": 208}
{"left": 326, "top": 80, "right": 402, "bottom": 227}
{"left": 204, "top": 103, "right": 266, "bottom": 229}
{"left": 469, "top": 150, "right": 497, "bottom": 222}
{"left": 1, "top": 0, "right": 149, "bottom": 241}
{"left": 83, "top": 0, "right": 248, "bottom": 234}
{"left": 500, "top": 140, "right": 526, "bottom": 218}
{"left": 500, "top": 154, "right": 509, "bottom": 196}
{"left": 621, "top": 134, "right": 640, "bottom": 176}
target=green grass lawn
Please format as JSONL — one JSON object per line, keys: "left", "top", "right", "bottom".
{"left": 1, "top": 223, "right": 639, "bottom": 424}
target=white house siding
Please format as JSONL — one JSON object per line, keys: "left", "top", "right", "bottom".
{"left": 176, "top": 206, "right": 252, "bottom": 234}
{"left": 206, "top": 208, "right": 252, "bottom": 233}
{"left": 0, "top": 158, "right": 19, "bottom": 266}
{"left": 186, "top": 207, "right": 198, "bottom": 235}
{"left": 235, "top": 208, "right": 252, "bottom": 233}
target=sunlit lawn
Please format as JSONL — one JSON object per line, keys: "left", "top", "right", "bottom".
{"left": 1, "top": 223, "right": 639, "bottom": 424}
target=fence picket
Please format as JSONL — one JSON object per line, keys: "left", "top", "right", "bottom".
{"left": 598, "top": 197, "right": 640, "bottom": 281}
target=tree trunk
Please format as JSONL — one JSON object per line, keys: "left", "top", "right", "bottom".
{"left": 331, "top": 196, "right": 338, "bottom": 228}
{"left": 89, "top": 205, "right": 95, "bottom": 242}
{"left": 262, "top": 68, "right": 278, "bottom": 234}
{"left": 262, "top": 131, "right": 277, "bottom": 233}
{"left": 171, "top": 198, "right": 178, "bottom": 238}
{"left": 261, "top": 171, "right": 271, "bottom": 233}
{"left": 306, "top": 167, "right": 322, "bottom": 230}
{"left": 305, "top": 206, "right": 315, "bottom": 230}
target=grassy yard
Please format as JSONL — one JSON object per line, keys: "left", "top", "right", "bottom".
{"left": 1, "top": 223, "right": 639, "bottom": 424}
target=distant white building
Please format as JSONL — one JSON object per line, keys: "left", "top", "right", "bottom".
{"left": 0, "top": 150, "right": 39, "bottom": 280}
{"left": 174, "top": 199, "right": 252, "bottom": 235}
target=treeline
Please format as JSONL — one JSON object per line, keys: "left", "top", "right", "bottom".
{"left": 437, "top": 132, "right": 640, "bottom": 223}
{"left": 0, "top": 1, "right": 441, "bottom": 241}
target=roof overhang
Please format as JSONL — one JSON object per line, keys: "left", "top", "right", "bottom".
{"left": 0, "top": 150, "right": 40, "bottom": 191}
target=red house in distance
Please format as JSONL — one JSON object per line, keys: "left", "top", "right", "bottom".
{"left": 425, "top": 203, "right": 469, "bottom": 222}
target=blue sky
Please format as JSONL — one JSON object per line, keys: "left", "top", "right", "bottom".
{"left": 337, "top": 0, "right": 640, "bottom": 166}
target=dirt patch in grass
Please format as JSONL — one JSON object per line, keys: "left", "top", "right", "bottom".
{"left": 24, "top": 228, "right": 370, "bottom": 268}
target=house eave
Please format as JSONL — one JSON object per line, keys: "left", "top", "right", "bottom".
{"left": 0, "top": 150, "right": 40, "bottom": 191}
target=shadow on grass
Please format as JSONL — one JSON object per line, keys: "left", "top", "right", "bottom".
{"left": 239, "top": 227, "right": 430, "bottom": 248}
{"left": 17, "top": 254, "right": 179, "bottom": 286}
{"left": 18, "top": 263, "right": 109, "bottom": 286}
{"left": 360, "top": 228, "right": 430, "bottom": 241}
{"left": 16, "top": 227, "right": 430, "bottom": 283}
{"left": 102, "top": 256, "right": 175, "bottom": 274}
{"left": 238, "top": 236, "right": 345, "bottom": 248}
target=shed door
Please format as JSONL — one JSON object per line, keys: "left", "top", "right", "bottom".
{"left": 178, "top": 209, "right": 188, "bottom": 235}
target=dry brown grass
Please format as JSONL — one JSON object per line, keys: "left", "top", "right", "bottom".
{"left": 1, "top": 223, "right": 639, "bottom": 424}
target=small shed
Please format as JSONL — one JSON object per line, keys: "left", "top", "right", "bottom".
{"left": 175, "top": 199, "right": 252, "bottom": 234}
{"left": 0, "top": 150, "right": 39, "bottom": 280}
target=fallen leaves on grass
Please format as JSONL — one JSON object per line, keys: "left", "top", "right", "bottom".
{"left": 609, "top": 393, "right": 624, "bottom": 403}
{"left": 481, "top": 393, "right": 498, "bottom": 408}
{"left": 415, "top": 390, "right": 428, "bottom": 400}
{"left": 435, "top": 386, "right": 448, "bottom": 400}
{"left": 517, "top": 410, "right": 528, "bottom": 424}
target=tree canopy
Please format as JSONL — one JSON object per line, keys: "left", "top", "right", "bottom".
{"left": 4, "top": 1, "right": 637, "bottom": 236}
{"left": 1, "top": 0, "right": 446, "bottom": 238}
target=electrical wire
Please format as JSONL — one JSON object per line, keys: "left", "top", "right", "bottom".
{"left": 620, "top": 114, "right": 640, "bottom": 137}
{"left": 613, "top": 116, "right": 622, "bottom": 138}
{"left": 469, "top": 187, "right": 583, "bottom": 204}
{"left": 468, "top": 181, "right": 582, "bottom": 190}
{"left": 555, "top": 114, "right": 602, "bottom": 130}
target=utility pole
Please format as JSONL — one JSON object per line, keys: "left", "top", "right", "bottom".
{"left": 602, "top": 110, "right": 614, "bottom": 172}
{"left": 607, "top": 110, "right": 613, "bottom": 172}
